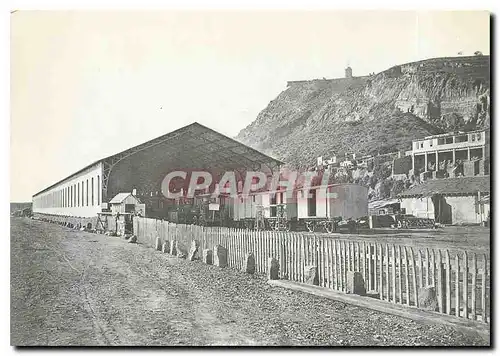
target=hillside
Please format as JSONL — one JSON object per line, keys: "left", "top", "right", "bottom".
{"left": 237, "top": 55, "right": 490, "bottom": 168}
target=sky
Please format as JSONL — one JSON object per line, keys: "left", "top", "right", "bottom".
{"left": 10, "top": 10, "right": 490, "bottom": 202}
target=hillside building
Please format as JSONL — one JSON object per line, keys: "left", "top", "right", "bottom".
{"left": 410, "top": 129, "right": 490, "bottom": 179}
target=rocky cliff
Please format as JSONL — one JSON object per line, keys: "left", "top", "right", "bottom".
{"left": 237, "top": 55, "right": 490, "bottom": 168}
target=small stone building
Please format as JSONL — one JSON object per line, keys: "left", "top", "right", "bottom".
{"left": 398, "top": 176, "right": 490, "bottom": 225}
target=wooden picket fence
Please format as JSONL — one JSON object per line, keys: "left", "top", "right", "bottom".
{"left": 133, "top": 217, "right": 490, "bottom": 323}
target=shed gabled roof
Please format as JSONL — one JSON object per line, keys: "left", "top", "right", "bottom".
{"left": 109, "top": 193, "right": 137, "bottom": 204}
{"left": 398, "top": 176, "right": 490, "bottom": 198}
{"left": 33, "top": 122, "right": 284, "bottom": 198}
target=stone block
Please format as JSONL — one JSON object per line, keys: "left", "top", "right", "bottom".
{"left": 304, "top": 265, "right": 319, "bottom": 285}
{"left": 346, "top": 271, "right": 366, "bottom": 295}
{"left": 176, "top": 241, "right": 187, "bottom": 259}
{"left": 213, "top": 245, "right": 228, "bottom": 267}
{"left": 418, "top": 286, "right": 438, "bottom": 311}
{"left": 267, "top": 257, "right": 279, "bottom": 280}
{"left": 155, "top": 236, "right": 162, "bottom": 251}
{"left": 188, "top": 240, "right": 200, "bottom": 261}
{"left": 202, "top": 249, "right": 213, "bottom": 265}
{"left": 243, "top": 253, "right": 255, "bottom": 274}
{"left": 170, "top": 240, "right": 177, "bottom": 255}
{"left": 161, "top": 242, "right": 169, "bottom": 253}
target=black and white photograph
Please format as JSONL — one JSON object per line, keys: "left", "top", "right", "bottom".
{"left": 9, "top": 8, "right": 491, "bottom": 347}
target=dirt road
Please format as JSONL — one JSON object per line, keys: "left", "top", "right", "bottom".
{"left": 10, "top": 218, "right": 488, "bottom": 346}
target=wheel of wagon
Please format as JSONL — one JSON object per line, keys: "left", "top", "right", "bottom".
{"left": 397, "top": 220, "right": 403, "bottom": 229}
{"left": 284, "top": 221, "right": 292, "bottom": 232}
{"left": 244, "top": 220, "right": 253, "bottom": 230}
{"left": 324, "top": 221, "right": 335, "bottom": 234}
{"left": 305, "top": 221, "right": 316, "bottom": 233}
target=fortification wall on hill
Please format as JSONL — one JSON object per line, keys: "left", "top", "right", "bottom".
{"left": 287, "top": 76, "right": 369, "bottom": 91}
{"left": 384, "top": 55, "right": 489, "bottom": 79}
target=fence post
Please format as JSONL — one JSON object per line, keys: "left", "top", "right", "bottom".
{"left": 430, "top": 248, "right": 436, "bottom": 287}
{"left": 481, "top": 254, "right": 487, "bottom": 323}
{"left": 362, "top": 241, "right": 366, "bottom": 283}
{"left": 339, "top": 240, "right": 344, "bottom": 291}
{"left": 410, "top": 247, "right": 418, "bottom": 307}
{"left": 343, "top": 240, "right": 348, "bottom": 291}
{"left": 418, "top": 250, "right": 423, "bottom": 288}
{"left": 436, "top": 250, "right": 443, "bottom": 313}
{"left": 348, "top": 241, "right": 352, "bottom": 273}
{"left": 471, "top": 253, "right": 477, "bottom": 320}
{"left": 455, "top": 253, "right": 460, "bottom": 317}
{"left": 445, "top": 250, "right": 451, "bottom": 315}
{"left": 367, "top": 243, "right": 372, "bottom": 291}
{"left": 327, "top": 239, "right": 332, "bottom": 289}
{"left": 425, "top": 248, "right": 430, "bottom": 286}
{"left": 385, "top": 244, "right": 389, "bottom": 301}
{"left": 300, "top": 234, "right": 305, "bottom": 283}
{"left": 379, "top": 244, "right": 383, "bottom": 300}
{"left": 398, "top": 245, "right": 403, "bottom": 304}
{"left": 371, "top": 244, "right": 376, "bottom": 292}
{"left": 333, "top": 240, "right": 339, "bottom": 290}
{"left": 463, "top": 251, "right": 469, "bottom": 319}
{"left": 404, "top": 247, "right": 410, "bottom": 306}
{"left": 391, "top": 245, "right": 396, "bottom": 303}
{"left": 356, "top": 242, "right": 361, "bottom": 272}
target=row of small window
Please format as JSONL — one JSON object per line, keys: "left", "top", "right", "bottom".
{"left": 35, "top": 176, "right": 101, "bottom": 209}
{"left": 415, "top": 133, "right": 483, "bottom": 149}
{"left": 437, "top": 133, "right": 482, "bottom": 145}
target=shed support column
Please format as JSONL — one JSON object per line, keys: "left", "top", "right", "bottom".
{"left": 424, "top": 154, "right": 428, "bottom": 171}
{"left": 467, "top": 148, "right": 470, "bottom": 161}
{"left": 412, "top": 154, "right": 415, "bottom": 172}
{"left": 452, "top": 149, "right": 456, "bottom": 164}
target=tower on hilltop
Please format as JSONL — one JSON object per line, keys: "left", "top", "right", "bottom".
{"left": 345, "top": 66, "right": 353, "bottom": 78}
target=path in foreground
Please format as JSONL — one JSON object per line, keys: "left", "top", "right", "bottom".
{"left": 11, "top": 218, "right": 488, "bottom": 346}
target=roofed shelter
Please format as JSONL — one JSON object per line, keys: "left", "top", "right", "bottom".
{"left": 32, "top": 122, "right": 283, "bottom": 220}
{"left": 398, "top": 176, "right": 490, "bottom": 225}
{"left": 109, "top": 193, "right": 143, "bottom": 215}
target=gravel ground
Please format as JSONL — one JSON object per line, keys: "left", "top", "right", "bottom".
{"left": 11, "top": 217, "right": 489, "bottom": 346}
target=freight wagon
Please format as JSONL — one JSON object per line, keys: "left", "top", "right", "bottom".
{"left": 232, "top": 183, "right": 368, "bottom": 232}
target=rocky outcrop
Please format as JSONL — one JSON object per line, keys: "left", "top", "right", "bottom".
{"left": 236, "top": 56, "right": 490, "bottom": 168}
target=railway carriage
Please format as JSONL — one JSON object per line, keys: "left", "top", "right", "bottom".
{"left": 232, "top": 189, "right": 298, "bottom": 230}
{"left": 296, "top": 183, "right": 368, "bottom": 232}
{"left": 230, "top": 183, "right": 368, "bottom": 232}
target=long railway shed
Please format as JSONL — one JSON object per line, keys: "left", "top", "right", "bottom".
{"left": 32, "top": 122, "right": 283, "bottom": 228}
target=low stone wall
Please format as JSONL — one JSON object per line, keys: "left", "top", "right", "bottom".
{"left": 32, "top": 213, "right": 98, "bottom": 230}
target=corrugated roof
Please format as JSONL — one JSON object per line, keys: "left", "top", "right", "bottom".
{"left": 368, "top": 199, "right": 400, "bottom": 210}
{"left": 33, "top": 122, "right": 284, "bottom": 198}
{"left": 398, "top": 176, "right": 490, "bottom": 198}
{"left": 109, "top": 193, "right": 135, "bottom": 204}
